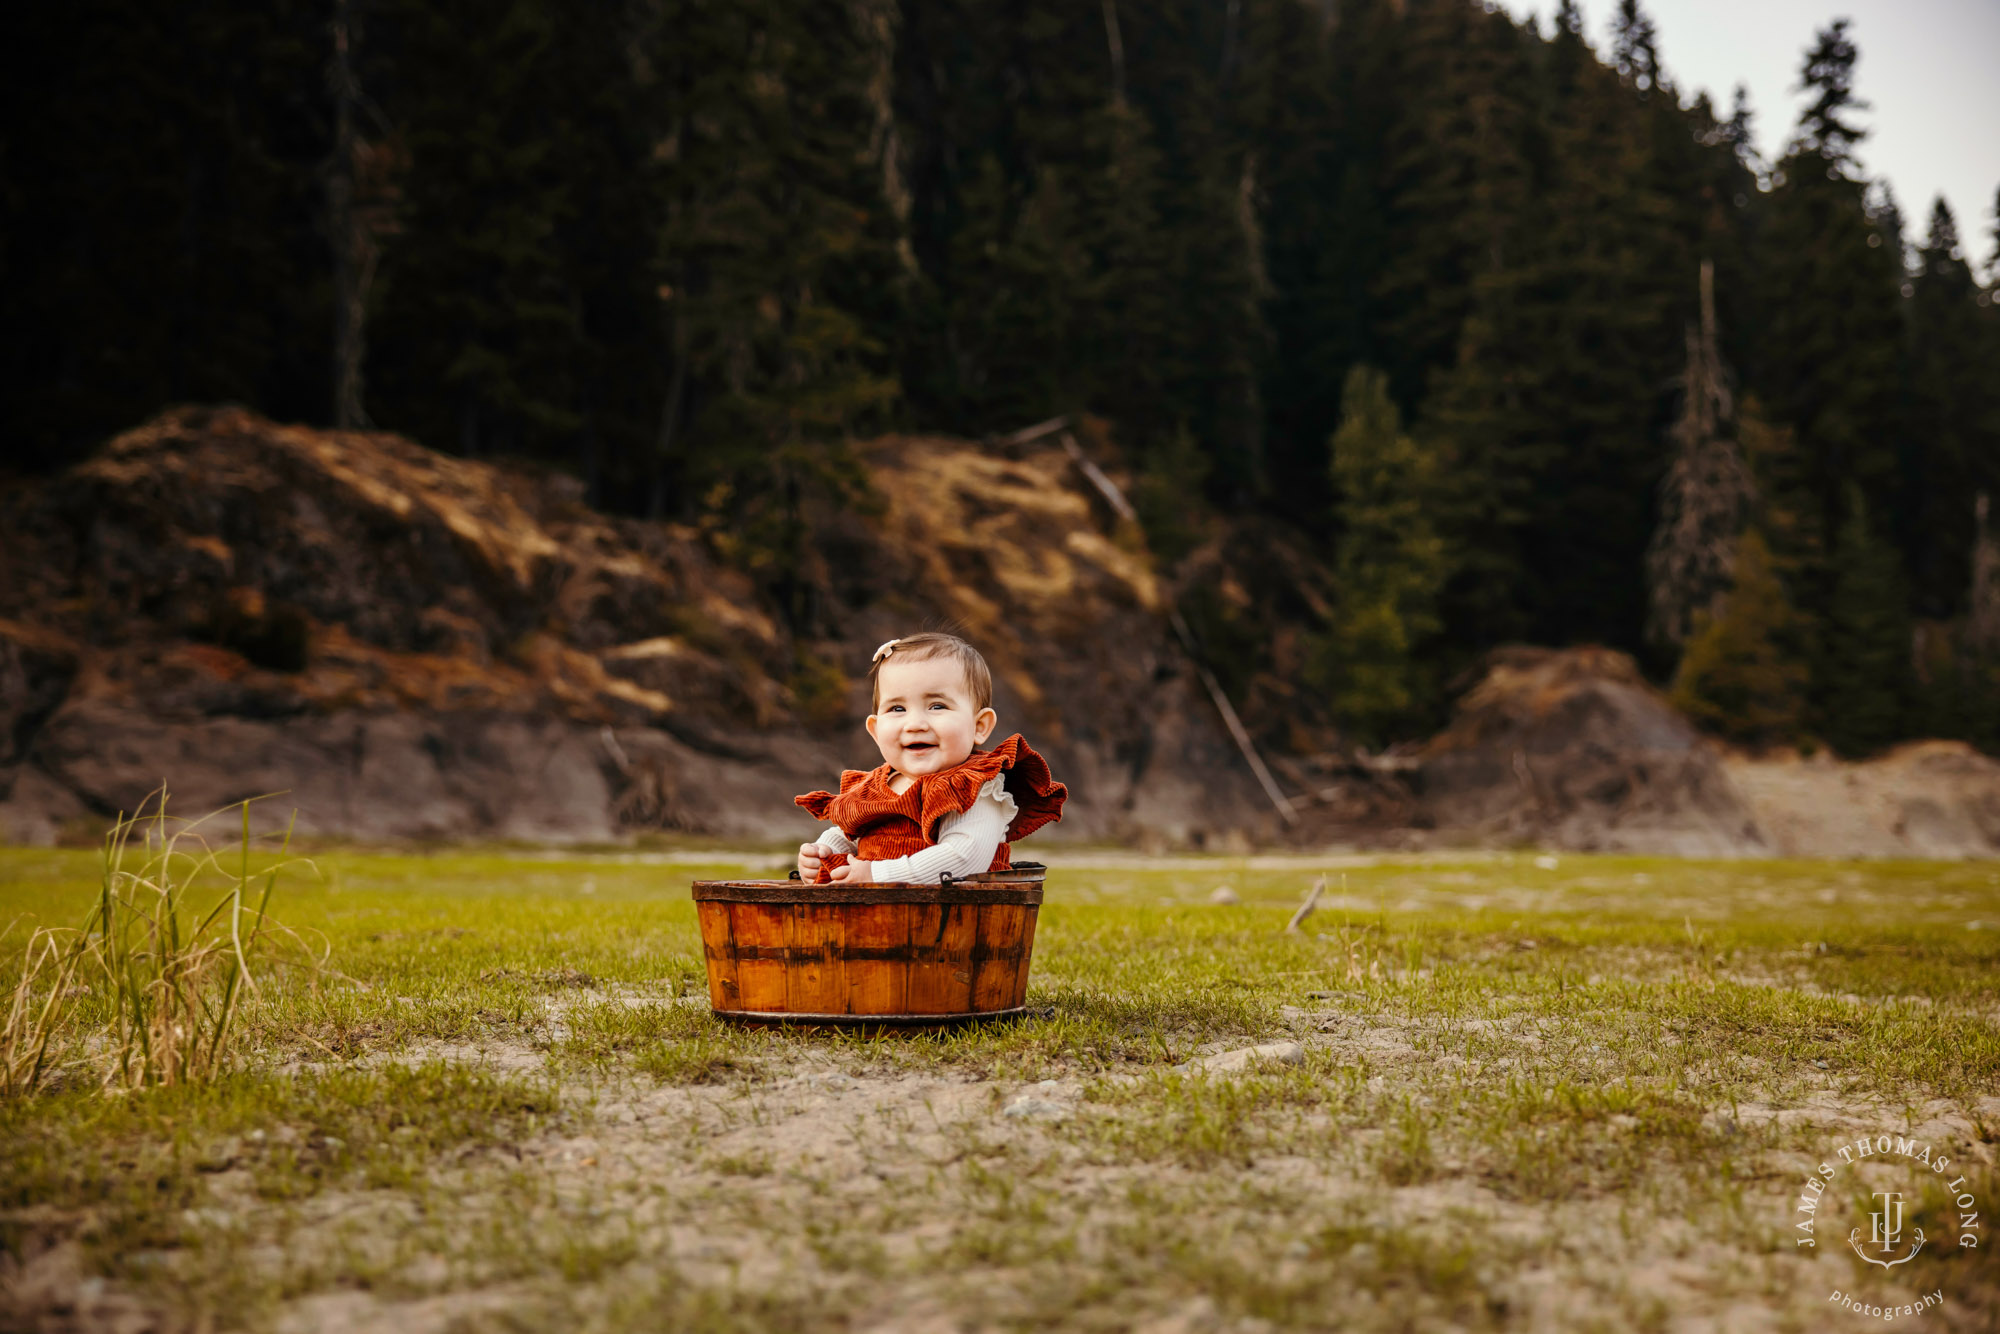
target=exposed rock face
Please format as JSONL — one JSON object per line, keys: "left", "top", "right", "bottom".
{"left": 4, "top": 408, "right": 1995, "bottom": 857}
{"left": 1397, "top": 646, "right": 1765, "bottom": 855}
{"left": 0, "top": 407, "right": 1274, "bottom": 846}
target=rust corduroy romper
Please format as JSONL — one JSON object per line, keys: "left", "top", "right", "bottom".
{"left": 794, "top": 734, "right": 1066, "bottom": 883}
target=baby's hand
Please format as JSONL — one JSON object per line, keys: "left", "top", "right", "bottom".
{"left": 829, "top": 860, "right": 872, "bottom": 884}
{"left": 797, "top": 842, "right": 826, "bottom": 878}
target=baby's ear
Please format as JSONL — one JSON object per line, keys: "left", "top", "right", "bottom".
{"left": 864, "top": 713, "right": 880, "bottom": 742}
{"left": 974, "top": 706, "right": 997, "bottom": 743}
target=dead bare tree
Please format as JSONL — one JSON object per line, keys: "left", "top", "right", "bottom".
{"left": 1970, "top": 493, "right": 2000, "bottom": 657}
{"left": 1101, "top": 0, "right": 1126, "bottom": 107}
{"left": 1646, "top": 260, "right": 1755, "bottom": 647}
{"left": 327, "top": 0, "right": 378, "bottom": 430}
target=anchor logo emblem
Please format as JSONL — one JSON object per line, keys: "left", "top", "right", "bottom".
{"left": 1849, "top": 1191, "right": 1925, "bottom": 1268}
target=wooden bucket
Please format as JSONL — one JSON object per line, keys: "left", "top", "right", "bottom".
{"left": 692, "top": 865, "right": 1045, "bottom": 1026}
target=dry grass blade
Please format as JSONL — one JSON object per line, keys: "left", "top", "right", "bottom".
{"left": 0, "top": 920, "right": 93, "bottom": 1096}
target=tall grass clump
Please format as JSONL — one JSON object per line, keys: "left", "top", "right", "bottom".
{"left": 0, "top": 789, "right": 316, "bottom": 1096}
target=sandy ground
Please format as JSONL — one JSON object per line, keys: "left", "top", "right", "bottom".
{"left": 11, "top": 991, "right": 1980, "bottom": 1334}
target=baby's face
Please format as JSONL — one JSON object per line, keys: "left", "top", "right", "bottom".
{"left": 866, "top": 656, "right": 997, "bottom": 779}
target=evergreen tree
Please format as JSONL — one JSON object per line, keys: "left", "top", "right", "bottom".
{"left": 1724, "top": 85, "right": 1756, "bottom": 161}
{"left": 1963, "top": 495, "right": 2000, "bottom": 752}
{"left": 1756, "top": 21, "right": 1907, "bottom": 710}
{"left": 630, "top": 0, "right": 903, "bottom": 620}
{"left": 1737, "top": 395, "right": 1823, "bottom": 662}
{"left": 1819, "top": 489, "right": 1911, "bottom": 756}
{"left": 4, "top": 0, "right": 332, "bottom": 467}
{"left": 1377, "top": 0, "right": 1542, "bottom": 651}
{"left": 1245, "top": 0, "right": 1370, "bottom": 521}
{"left": 1374, "top": 0, "right": 1539, "bottom": 408}
{"left": 891, "top": 0, "right": 1181, "bottom": 464}
{"left": 1310, "top": 366, "right": 1447, "bottom": 745}
{"left": 1670, "top": 529, "right": 1809, "bottom": 746}
{"left": 1795, "top": 22, "right": 1869, "bottom": 159}
{"left": 1904, "top": 199, "right": 2000, "bottom": 617}
{"left": 1419, "top": 2, "right": 1682, "bottom": 652}
{"left": 366, "top": 0, "right": 594, "bottom": 459}
{"left": 1988, "top": 184, "right": 2000, "bottom": 287}
{"left": 1610, "top": 0, "right": 1661, "bottom": 95}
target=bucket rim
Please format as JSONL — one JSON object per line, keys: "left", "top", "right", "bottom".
{"left": 692, "top": 874, "right": 1044, "bottom": 905}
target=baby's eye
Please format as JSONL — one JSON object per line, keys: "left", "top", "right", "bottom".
{"left": 929, "top": 702, "right": 948, "bottom": 710}
{"left": 886, "top": 704, "right": 905, "bottom": 713}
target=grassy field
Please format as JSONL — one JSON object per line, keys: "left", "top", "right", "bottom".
{"left": 2, "top": 844, "right": 1997, "bottom": 1332}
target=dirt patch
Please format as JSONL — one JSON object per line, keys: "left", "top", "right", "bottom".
{"left": 1725, "top": 741, "right": 2000, "bottom": 858}
{"left": 1396, "top": 646, "right": 1764, "bottom": 856}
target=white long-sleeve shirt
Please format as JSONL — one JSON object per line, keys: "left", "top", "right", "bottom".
{"left": 814, "top": 775, "right": 1018, "bottom": 883}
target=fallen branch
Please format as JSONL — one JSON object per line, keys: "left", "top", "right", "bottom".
{"left": 1170, "top": 608, "right": 1298, "bottom": 825}
{"left": 1285, "top": 875, "right": 1325, "bottom": 934}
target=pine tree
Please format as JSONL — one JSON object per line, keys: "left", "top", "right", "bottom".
{"left": 1670, "top": 529, "right": 1809, "bottom": 746}
{"left": 1418, "top": 2, "right": 1683, "bottom": 652}
{"left": 1610, "top": 0, "right": 1661, "bottom": 95}
{"left": 1819, "top": 489, "right": 1911, "bottom": 756}
{"left": 1724, "top": 85, "right": 1756, "bottom": 161}
{"left": 367, "top": 0, "right": 591, "bottom": 459}
{"left": 891, "top": 0, "right": 1180, "bottom": 459}
{"left": 629, "top": 0, "right": 903, "bottom": 614}
{"left": 1756, "top": 21, "right": 1908, "bottom": 713}
{"left": 1123, "top": 0, "right": 1273, "bottom": 502}
{"left": 4, "top": 0, "right": 332, "bottom": 466}
{"left": 1310, "top": 366, "right": 1448, "bottom": 745}
{"left": 1795, "top": 22, "right": 1869, "bottom": 159}
{"left": 1374, "top": 0, "right": 1539, "bottom": 407}
{"left": 1245, "top": 0, "right": 1368, "bottom": 522}
{"left": 1376, "top": 0, "right": 1543, "bottom": 651}
{"left": 1904, "top": 199, "right": 2000, "bottom": 618}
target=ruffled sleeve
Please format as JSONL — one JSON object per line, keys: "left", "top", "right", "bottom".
{"left": 794, "top": 766, "right": 879, "bottom": 823}
{"left": 988, "top": 734, "right": 1066, "bottom": 842}
{"left": 913, "top": 734, "right": 1066, "bottom": 844}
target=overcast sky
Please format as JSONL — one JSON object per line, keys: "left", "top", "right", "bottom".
{"left": 1498, "top": 0, "right": 2000, "bottom": 259}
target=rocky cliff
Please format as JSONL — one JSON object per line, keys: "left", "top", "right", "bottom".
{"left": 0, "top": 407, "right": 1271, "bottom": 846}
{"left": 4, "top": 407, "right": 1997, "bottom": 857}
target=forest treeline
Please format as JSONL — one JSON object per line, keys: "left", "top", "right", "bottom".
{"left": 8, "top": 0, "right": 1999, "bottom": 756}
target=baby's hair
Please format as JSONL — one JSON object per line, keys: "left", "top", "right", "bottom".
{"left": 868, "top": 632, "right": 993, "bottom": 713}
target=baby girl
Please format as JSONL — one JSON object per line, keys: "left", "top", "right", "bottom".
{"left": 794, "top": 632, "right": 1065, "bottom": 884}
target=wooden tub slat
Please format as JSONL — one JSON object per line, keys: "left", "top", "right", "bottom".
{"left": 785, "top": 903, "right": 847, "bottom": 1014}
{"left": 696, "top": 900, "right": 739, "bottom": 1009}
{"left": 843, "top": 902, "right": 911, "bottom": 1015}
{"left": 1010, "top": 901, "right": 1040, "bottom": 1009}
{"left": 970, "top": 903, "right": 1026, "bottom": 1012}
{"left": 729, "top": 902, "right": 791, "bottom": 1011}
{"left": 906, "top": 903, "right": 979, "bottom": 1014}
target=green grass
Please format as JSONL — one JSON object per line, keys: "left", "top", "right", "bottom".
{"left": 1, "top": 847, "right": 1997, "bottom": 1331}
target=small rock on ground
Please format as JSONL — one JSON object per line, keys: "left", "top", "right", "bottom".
{"left": 1173, "top": 1041, "right": 1303, "bottom": 1076}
